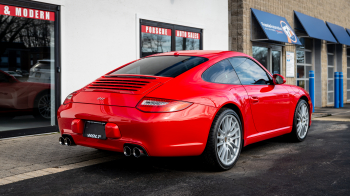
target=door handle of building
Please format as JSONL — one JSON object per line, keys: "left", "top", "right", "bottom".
{"left": 251, "top": 96, "right": 259, "bottom": 103}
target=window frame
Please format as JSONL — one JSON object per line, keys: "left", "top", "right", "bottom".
{"left": 140, "top": 19, "right": 203, "bottom": 58}
{"left": 296, "top": 38, "right": 314, "bottom": 93}
{"left": 0, "top": 0, "right": 61, "bottom": 138}
{"left": 252, "top": 42, "right": 282, "bottom": 75}
{"left": 347, "top": 51, "right": 350, "bottom": 102}
{"left": 327, "top": 44, "right": 336, "bottom": 105}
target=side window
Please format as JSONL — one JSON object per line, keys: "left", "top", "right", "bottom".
{"left": 202, "top": 59, "right": 241, "bottom": 84}
{"left": 229, "top": 58, "right": 272, "bottom": 85}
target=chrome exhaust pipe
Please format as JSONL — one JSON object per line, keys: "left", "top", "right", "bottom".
{"left": 64, "top": 137, "right": 72, "bottom": 146}
{"left": 124, "top": 146, "right": 131, "bottom": 156}
{"left": 133, "top": 147, "right": 146, "bottom": 158}
{"left": 59, "top": 137, "right": 65, "bottom": 145}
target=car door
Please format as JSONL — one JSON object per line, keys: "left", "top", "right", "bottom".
{"left": 228, "top": 57, "right": 290, "bottom": 133}
{"left": 202, "top": 58, "right": 258, "bottom": 137}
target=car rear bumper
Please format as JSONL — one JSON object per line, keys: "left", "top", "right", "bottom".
{"left": 57, "top": 103, "right": 216, "bottom": 156}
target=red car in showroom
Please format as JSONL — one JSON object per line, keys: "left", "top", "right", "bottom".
{"left": 58, "top": 50, "right": 312, "bottom": 170}
{"left": 0, "top": 70, "right": 51, "bottom": 119}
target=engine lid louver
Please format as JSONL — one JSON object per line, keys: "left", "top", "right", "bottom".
{"left": 84, "top": 75, "right": 167, "bottom": 95}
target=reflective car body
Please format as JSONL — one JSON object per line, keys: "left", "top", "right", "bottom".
{"left": 0, "top": 70, "right": 50, "bottom": 110}
{"left": 57, "top": 50, "right": 312, "bottom": 157}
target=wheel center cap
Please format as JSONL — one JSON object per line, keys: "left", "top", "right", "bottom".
{"left": 225, "top": 137, "right": 227, "bottom": 142}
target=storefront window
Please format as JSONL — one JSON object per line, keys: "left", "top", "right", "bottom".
{"left": 175, "top": 30, "right": 200, "bottom": 51}
{"left": 140, "top": 20, "right": 202, "bottom": 58}
{"left": 296, "top": 38, "right": 313, "bottom": 92}
{"left": 252, "top": 46, "right": 268, "bottom": 69}
{"left": 141, "top": 25, "right": 171, "bottom": 58}
{"left": 327, "top": 44, "right": 335, "bottom": 104}
{"left": 252, "top": 45, "right": 281, "bottom": 74}
{"left": 0, "top": 4, "right": 57, "bottom": 132}
{"left": 347, "top": 49, "right": 350, "bottom": 102}
{"left": 271, "top": 50, "right": 281, "bottom": 74}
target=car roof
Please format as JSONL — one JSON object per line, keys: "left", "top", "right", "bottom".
{"left": 150, "top": 50, "right": 250, "bottom": 59}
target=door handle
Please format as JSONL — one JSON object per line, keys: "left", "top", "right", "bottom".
{"left": 251, "top": 96, "right": 259, "bottom": 103}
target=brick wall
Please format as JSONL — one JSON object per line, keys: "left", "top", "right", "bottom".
{"left": 229, "top": 0, "right": 350, "bottom": 106}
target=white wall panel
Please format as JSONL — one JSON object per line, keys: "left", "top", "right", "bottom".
{"left": 35, "top": 0, "right": 228, "bottom": 101}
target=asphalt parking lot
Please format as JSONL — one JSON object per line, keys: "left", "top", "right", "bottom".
{"left": 0, "top": 119, "right": 349, "bottom": 196}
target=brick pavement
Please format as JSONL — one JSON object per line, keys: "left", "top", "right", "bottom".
{"left": 0, "top": 133, "right": 122, "bottom": 183}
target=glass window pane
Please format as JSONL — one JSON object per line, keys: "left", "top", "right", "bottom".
{"left": 297, "top": 66, "right": 305, "bottom": 78}
{"left": 328, "top": 80, "right": 334, "bottom": 91}
{"left": 328, "top": 55, "right": 334, "bottom": 65}
{"left": 348, "top": 91, "right": 350, "bottom": 100}
{"left": 305, "top": 66, "right": 312, "bottom": 78}
{"left": 328, "top": 45, "right": 335, "bottom": 54}
{"left": 175, "top": 30, "right": 200, "bottom": 51}
{"left": 348, "top": 80, "right": 350, "bottom": 90}
{"left": 202, "top": 60, "right": 241, "bottom": 84}
{"left": 297, "top": 80, "right": 305, "bottom": 89}
{"left": 271, "top": 50, "right": 281, "bottom": 74}
{"left": 305, "top": 51, "right": 312, "bottom": 64}
{"left": 297, "top": 50, "right": 305, "bottom": 63}
{"left": 328, "top": 92, "right": 334, "bottom": 103}
{"left": 305, "top": 80, "right": 309, "bottom": 92}
{"left": 0, "top": 13, "right": 56, "bottom": 131}
{"left": 141, "top": 25, "right": 172, "bottom": 58}
{"left": 231, "top": 58, "right": 272, "bottom": 85}
{"left": 298, "top": 38, "right": 305, "bottom": 49}
{"left": 252, "top": 46, "right": 268, "bottom": 69}
{"left": 305, "top": 38, "right": 313, "bottom": 50}
{"left": 328, "top": 67, "right": 334, "bottom": 78}
{"left": 111, "top": 56, "right": 208, "bottom": 77}
{"left": 347, "top": 57, "right": 350, "bottom": 67}
{"left": 347, "top": 68, "right": 350, "bottom": 78}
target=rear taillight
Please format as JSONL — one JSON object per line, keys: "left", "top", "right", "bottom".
{"left": 63, "top": 92, "right": 75, "bottom": 105}
{"left": 136, "top": 97, "right": 192, "bottom": 112}
{"left": 63, "top": 88, "right": 84, "bottom": 105}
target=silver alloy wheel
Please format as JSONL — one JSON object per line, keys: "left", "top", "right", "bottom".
{"left": 38, "top": 94, "right": 51, "bottom": 119}
{"left": 216, "top": 114, "right": 241, "bottom": 166}
{"left": 296, "top": 103, "right": 309, "bottom": 139}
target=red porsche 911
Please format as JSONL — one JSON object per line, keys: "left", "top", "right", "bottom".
{"left": 57, "top": 50, "right": 312, "bottom": 170}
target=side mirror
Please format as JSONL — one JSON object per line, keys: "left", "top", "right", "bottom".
{"left": 273, "top": 74, "right": 286, "bottom": 85}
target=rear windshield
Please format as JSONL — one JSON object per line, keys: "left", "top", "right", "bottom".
{"left": 110, "top": 56, "right": 208, "bottom": 77}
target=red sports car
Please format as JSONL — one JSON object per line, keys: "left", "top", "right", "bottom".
{"left": 57, "top": 50, "right": 312, "bottom": 170}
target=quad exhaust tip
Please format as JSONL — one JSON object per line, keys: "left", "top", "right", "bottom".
{"left": 59, "top": 137, "right": 65, "bottom": 145}
{"left": 124, "top": 146, "right": 131, "bottom": 156}
{"left": 59, "top": 136, "right": 75, "bottom": 146}
{"left": 64, "top": 137, "right": 72, "bottom": 146}
{"left": 132, "top": 147, "right": 146, "bottom": 158}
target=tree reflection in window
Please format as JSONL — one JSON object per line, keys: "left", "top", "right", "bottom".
{"left": 141, "top": 33, "right": 171, "bottom": 57}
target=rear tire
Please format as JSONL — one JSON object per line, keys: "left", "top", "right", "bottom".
{"left": 288, "top": 99, "right": 310, "bottom": 142}
{"left": 33, "top": 92, "right": 51, "bottom": 120}
{"left": 202, "top": 108, "right": 243, "bottom": 171}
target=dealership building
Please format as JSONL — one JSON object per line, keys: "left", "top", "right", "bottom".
{"left": 0, "top": 0, "right": 349, "bottom": 137}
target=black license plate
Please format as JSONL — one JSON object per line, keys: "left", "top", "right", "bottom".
{"left": 83, "top": 121, "right": 106, "bottom": 140}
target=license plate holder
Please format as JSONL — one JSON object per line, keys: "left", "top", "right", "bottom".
{"left": 83, "top": 121, "right": 106, "bottom": 140}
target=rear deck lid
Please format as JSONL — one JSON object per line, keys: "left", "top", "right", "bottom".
{"left": 72, "top": 75, "right": 172, "bottom": 107}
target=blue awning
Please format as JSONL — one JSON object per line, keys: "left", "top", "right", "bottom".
{"left": 294, "top": 11, "right": 337, "bottom": 43}
{"left": 326, "top": 22, "right": 350, "bottom": 46}
{"left": 251, "top": 8, "right": 301, "bottom": 45}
